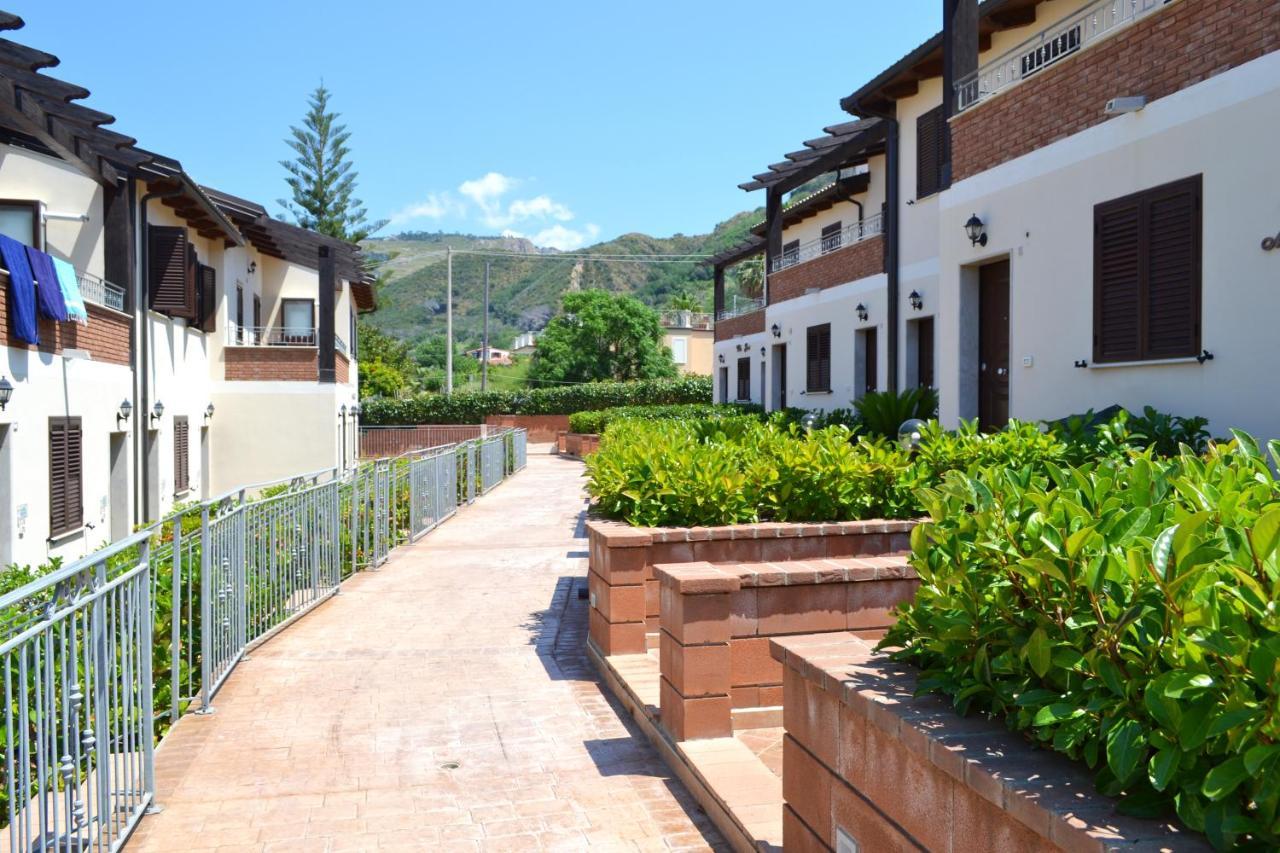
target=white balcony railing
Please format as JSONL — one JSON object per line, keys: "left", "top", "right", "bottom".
{"left": 956, "top": 0, "right": 1172, "bottom": 112}
{"left": 659, "top": 311, "right": 714, "bottom": 330}
{"left": 77, "top": 271, "right": 127, "bottom": 312}
{"left": 228, "top": 324, "right": 349, "bottom": 356}
{"left": 715, "top": 296, "right": 764, "bottom": 322}
{"left": 768, "top": 211, "right": 884, "bottom": 274}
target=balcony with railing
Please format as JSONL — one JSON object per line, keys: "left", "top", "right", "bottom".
{"left": 956, "top": 0, "right": 1172, "bottom": 112}
{"left": 767, "top": 211, "right": 884, "bottom": 275}
{"left": 660, "top": 310, "right": 714, "bottom": 330}
{"left": 715, "top": 296, "right": 764, "bottom": 322}
{"left": 77, "top": 270, "right": 127, "bottom": 312}
{"left": 224, "top": 324, "right": 353, "bottom": 383}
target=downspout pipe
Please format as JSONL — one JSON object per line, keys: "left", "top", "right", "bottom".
{"left": 136, "top": 184, "right": 184, "bottom": 526}
{"left": 850, "top": 108, "right": 900, "bottom": 393}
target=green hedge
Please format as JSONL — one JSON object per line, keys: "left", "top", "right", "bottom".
{"left": 886, "top": 433, "right": 1280, "bottom": 849}
{"left": 567, "top": 402, "right": 762, "bottom": 435}
{"left": 360, "top": 376, "right": 712, "bottom": 425}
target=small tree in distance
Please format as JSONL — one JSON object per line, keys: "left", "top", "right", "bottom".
{"left": 279, "top": 84, "right": 386, "bottom": 243}
{"left": 529, "top": 290, "right": 677, "bottom": 386}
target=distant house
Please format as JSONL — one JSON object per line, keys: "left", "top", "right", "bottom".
{"left": 467, "top": 347, "right": 512, "bottom": 366}
{"left": 659, "top": 311, "right": 713, "bottom": 376}
{"left": 511, "top": 331, "right": 539, "bottom": 354}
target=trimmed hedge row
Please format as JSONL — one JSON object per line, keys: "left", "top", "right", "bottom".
{"left": 360, "top": 376, "right": 711, "bottom": 425}
{"left": 567, "top": 402, "right": 761, "bottom": 435}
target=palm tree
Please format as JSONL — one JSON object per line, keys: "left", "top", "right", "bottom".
{"left": 734, "top": 258, "right": 764, "bottom": 299}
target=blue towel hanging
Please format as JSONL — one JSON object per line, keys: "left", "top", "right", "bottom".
{"left": 26, "top": 245, "right": 68, "bottom": 322}
{"left": 0, "top": 234, "right": 38, "bottom": 344}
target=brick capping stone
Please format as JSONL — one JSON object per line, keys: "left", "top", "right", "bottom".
{"left": 587, "top": 517, "right": 916, "bottom": 657}
{"left": 766, "top": 234, "right": 884, "bottom": 307}
{"left": 714, "top": 309, "right": 765, "bottom": 342}
{"left": 950, "top": 0, "right": 1280, "bottom": 182}
{"left": 771, "top": 632, "right": 1210, "bottom": 852}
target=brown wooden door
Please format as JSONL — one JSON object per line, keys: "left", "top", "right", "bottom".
{"left": 979, "top": 261, "right": 1010, "bottom": 431}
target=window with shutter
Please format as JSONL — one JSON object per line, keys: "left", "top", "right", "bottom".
{"left": 782, "top": 240, "right": 800, "bottom": 268}
{"left": 49, "top": 417, "right": 83, "bottom": 537}
{"left": 916, "top": 317, "right": 935, "bottom": 389}
{"left": 806, "top": 324, "right": 831, "bottom": 392}
{"left": 821, "top": 222, "right": 842, "bottom": 254}
{"left": 197, "top": 265, "right": 217, "bottom": 333}
{"left": 736, "top": 358, "right": 751, "bottom": 401}
{"left": 916, "top": 106, "right": 947, "bottom": 199}
{"left": 148, "top": 225, "right": 196, "bottom": 319}
{"left": 1093, "top": 175, "right": 1201, "bottom": 363}
{"left": 173, "top": 416, "right": 189, "bottom": 494}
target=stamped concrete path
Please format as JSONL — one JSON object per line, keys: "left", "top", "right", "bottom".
{"left": 130, "top": 449, "right": 726, "bottom": 852}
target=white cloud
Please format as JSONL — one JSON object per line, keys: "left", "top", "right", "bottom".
{"left": 391, "top": 171, "right": 592, "bottom": 248}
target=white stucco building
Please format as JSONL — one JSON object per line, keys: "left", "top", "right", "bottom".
{"left": 0, "top": 18, "right": 376, "bottom": 568}
{"left": 713, "top": 0, "right": 1279, "bottom": 440}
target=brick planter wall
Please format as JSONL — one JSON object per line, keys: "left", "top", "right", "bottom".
{"left": 766, "top": 235, "right": 884, "bottom": 306}
{"left": 485, "top": 414, "right": 569, "bottom": 442}
{"left": 586, "top": 519, "right": 914, "bottom": 656}
{"left": 951, "top": 0, "right": 1280, "bottom": 182}
{"left": 772, "top": 633, "right": 1208, "bottom": 852}
{"left": 560, "top": 432, "right": 600, "bottom": 458}
{"left": 655, "top": 559, "right": 918, "bottom": 741}
{"left": 714, "top": 310, "right": 765, "bottom": 342}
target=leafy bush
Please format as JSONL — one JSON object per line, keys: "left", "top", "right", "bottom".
{"left": 361, "top": 376, "right": 711, "bottom": 425}
{"left": 883, "top": 433, "right": 1280, "bottom": 849}
{"left": 855, "top": 388, "right": 939, "bottom": 439}
{"left": 771, "top": 407, "right": 862, "bottom": 432}
{"left": 568, "top": 402, "right": 762, "bottom": 434}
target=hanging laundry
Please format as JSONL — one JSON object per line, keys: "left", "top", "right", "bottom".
{"left": 25, "top": 245, "right": 68, "bottom": 322}
{"left": 0, "top": 233, "right": 38, "bottom": 344}
{"left": 51, "top": 256, "right": 89, "bottom": 324}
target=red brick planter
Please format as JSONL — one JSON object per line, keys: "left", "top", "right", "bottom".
{"left": 560, "top": 433, "right": 601, "bottom": 459}
{"left": 772, "top": 633, "right": 1208, "bottom": 852}
{"left": 586, "top": 518, "right": 915, "bottom": 657}
{"left": 654, "top": 559, "right": 918, "bottom": 741}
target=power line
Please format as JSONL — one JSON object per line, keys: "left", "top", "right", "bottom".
{"left": 383, "top": 247, "right": 713, "bottom": 264}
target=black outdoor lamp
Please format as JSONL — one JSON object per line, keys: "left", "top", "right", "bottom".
{"left": 965, "top": 213, "right": 988, "bottom": 247}
{"left": 856, "top": 303, "right": 869, "bottom": 322}
{"left": 909, "top": 291, "right": 924, "bottom": 311}
{"left": 248, "top": 261, "right": 257, "bottom": 274}
{"left": 0, "top": 376, "right": 12, "bottom": 411}
{"left": 771, "top": 324, "right": 781, "bottom": 338}
{"left": 150, "top": 401, "right": 164, "bottom": 425}
{"left": 117, "top": 398, "right": 132, "bottom": 424}
{"left": 351, "top": 403, "right": 361, "bottom": 417}
{"left": 205, "top": 403, "right": 216, "bottom": 420}
{"left": 340, "top": 404, "right": 347, "bottom": 419}
{"left": 760, "top": 347, "right": 765, "bottom": 357}
{"left": 718, "top": 353, "right": 725, "bottom": 364}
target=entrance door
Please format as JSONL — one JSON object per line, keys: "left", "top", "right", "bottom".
{"left": 978, "top": 260, "right": 1010, "bottom": 430}
{"left": 772, "top": 344, "right": 788, "bottom": 410}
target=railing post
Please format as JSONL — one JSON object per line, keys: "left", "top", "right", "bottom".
{"left": 91, "top": 558, "right": 112, "bottom": 827}
{"left": 170, "top": 515, "right": 182, "bottom": 724}
{"left": 138, "top": 537, "right": 159, "bottom": 812}
{"left": 198, "top": 505, "right": 214, "bottom": 714}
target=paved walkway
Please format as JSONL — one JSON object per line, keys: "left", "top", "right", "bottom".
{"left": 130, "top": 450, "right": 726, "bottom": 852}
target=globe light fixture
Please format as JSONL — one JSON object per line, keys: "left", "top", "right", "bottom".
{"left": 965, "top": 213, "right": 988, "bottom": 247}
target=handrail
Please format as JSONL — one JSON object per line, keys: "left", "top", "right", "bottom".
{"left": 955, "top": 0, "right": 1172, "bottom": 112}
{"left": 715, "top": 296, "right": 765, "bottom": 322}
{"left": 768, "top": 211, "right": 884, "bottom": 274}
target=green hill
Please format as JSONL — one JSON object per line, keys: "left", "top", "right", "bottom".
{"left": 360, "top": 209, "right": 761, "bottom": 350}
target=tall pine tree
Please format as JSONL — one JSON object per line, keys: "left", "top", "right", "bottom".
{"left": 279, "top": 85, "right": 385, "bottom": 242}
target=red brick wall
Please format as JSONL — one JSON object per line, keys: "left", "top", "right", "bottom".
{"left": 714, "top": 310, "right": 766, "bottom": 342}
{"left": 336, "top": 351, "right": 349, "bottom": 384}
{"left": 767, "top": 236, "right": 883, "bottom": 306}
{"left": 952, "top": 0, "right": 1280, "bottom": 181}
{"left": 224, "top": 346, "right": 318, "bottom": 381}
{"left": 2, "top": 271, "right": 133, "bottom": 365}
{"left": 485, "top": 414, "right": 569, "bottom": 442}
{"left": 561, "top": 432, "right": 601, "bottom": 458}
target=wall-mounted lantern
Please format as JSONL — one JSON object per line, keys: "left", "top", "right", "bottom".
{"left": 0, "top": 376, "right": 12, "bottom": 411}
{"left": 718, "top": 353, "right": 725, "bottom": 364}
{"left": 248, "top": 261, "right": 257, "bottom": 274}
{"left": 351, "top": 403, "right": 361, "bottom": 417}
{"left": 759, "top": 347, "right": 765, "bottom": 357}
{"left": 770, "top": 324, "right": 781, "bottom": 338}
{"left": 856, "top": 303, "right": 869, "bottom": 322}
{"left": 117, "top": 398, "right": 133, "bottom": 424}
{"left": 965, "top": 213, "right": 988, "bottom": 247}
{"left": 205, "top": 403, "right": 216, "bottom": 420}
{"left": 909, "top": 291, "right": 924, "bottom": 311}
{"left": 150, "top": 401, "right": 165, "bottom": 425}
{"left": 340, "top": 404, "right": 347, "bottom": 418}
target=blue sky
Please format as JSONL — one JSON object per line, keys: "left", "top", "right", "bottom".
{"left": 14, "top": 1, "right": 941, "bottom": 249}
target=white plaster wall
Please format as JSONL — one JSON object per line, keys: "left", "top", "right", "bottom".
{"left": 0, "top": 145, "right": 104, "bottom": 277}
{"left": 781, "top": 191, "right": 885, "bottom": 250}
{"left": 713, "top": 331, "right": 768, "bottom": 406}
{"left": 937, "top": 50, "right": 1280, "bottom": 439}
{"left": 764, "top": 275, "right": 889, "bottom": 412}
{"left": 0, "top": 348, "right": 131, "bottom": 568}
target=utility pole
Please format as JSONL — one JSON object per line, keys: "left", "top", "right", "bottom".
{"left": 481, "top": 261, "right": 490, "bottom": 392}
{"left": 445, "top": 245, "right": 453, "bottom": 394}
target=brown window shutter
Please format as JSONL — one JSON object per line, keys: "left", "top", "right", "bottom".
{"left": 198, "top": 265, "right": 217, "bottom": 333}
{"left": 1093, "top": 199, "right": 1143, "bottom": 363}
{"left": 149, "top": 225, "right": 196, "bottom": 318}
{"left": 1144, "top": 176, "right": 1201, "bottom": 359}
{"left": 49, "top": 417, "right": 82, "bottom": 536}
{"left": 916, "top": 106, "right": 944, "bottom": 199}
{"left": 737, "top": 358, "right": 750, "bottom": 400}
{"left": 174, "top": 417, "right": 189, "bottom": 494}
{"left": 807, "top": 324, "right": 831, "bottom": 392}
{"left": 917, "top": 318, "right": 935, "bottom": 388}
